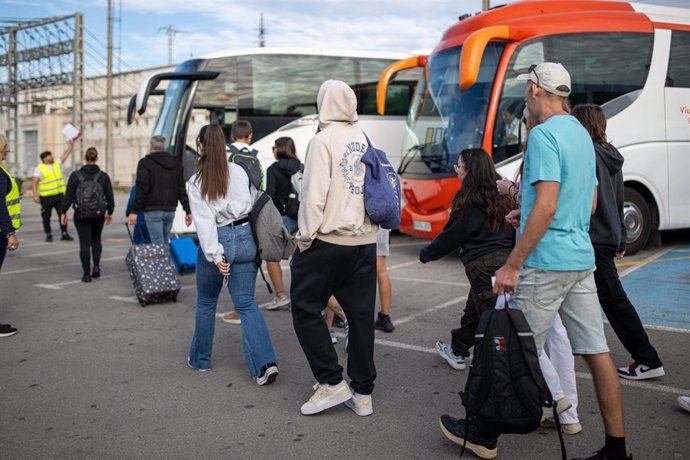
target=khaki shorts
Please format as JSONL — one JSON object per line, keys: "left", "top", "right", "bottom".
{"left": 376, "top": 228, "right": 390, "bottom": 257}
{"left": 510, "top": 267, "right": 609, "bottom": 355}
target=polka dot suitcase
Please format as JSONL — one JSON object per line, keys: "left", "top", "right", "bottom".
{"left": 125, "top": 243, "right": 181, "bottom": 307}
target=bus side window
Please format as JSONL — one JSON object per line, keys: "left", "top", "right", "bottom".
{"left": 666, "top": 31, "right": 690, "bottom": 88}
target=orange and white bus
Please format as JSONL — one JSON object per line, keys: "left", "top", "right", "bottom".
{"left": 377, "top": 0, "right": 690, "bottom": 254}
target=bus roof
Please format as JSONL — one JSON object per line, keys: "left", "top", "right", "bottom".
{"left": 435, "top": 0, "right": 690, "bottom": 55}
{"left": 197, "top": 47, "right": 411, "bottom": 62}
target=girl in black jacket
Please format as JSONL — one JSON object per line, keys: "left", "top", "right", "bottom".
{"left": 263, "top": 137, "right": 301, "bottom": 310}
{"left": 420, "top": 147, "right": 514, "bottom": 370}
{"left": 61, "top": 147, "right": 114, "bottom": 282}
{"left": 572, "top": 103, "right": 664, "bottom": 380}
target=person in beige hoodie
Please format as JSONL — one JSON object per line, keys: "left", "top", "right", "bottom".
{"left": 290, "top": 80, "right": 378, "bottom": 417}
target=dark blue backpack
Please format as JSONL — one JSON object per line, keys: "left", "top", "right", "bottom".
{"left": 360, "top": 133, "right": 401, "bottom": 230}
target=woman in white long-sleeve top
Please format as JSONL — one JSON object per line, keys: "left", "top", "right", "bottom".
{"left": 187, "top": 123, "right": 278, "bottom": 385}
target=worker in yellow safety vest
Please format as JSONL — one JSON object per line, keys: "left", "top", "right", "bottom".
{"left": 1, "top": 133, "right": 20, "bottom": 337}
{"left": 32, "top": 140, "right": 74, "bottom": 242}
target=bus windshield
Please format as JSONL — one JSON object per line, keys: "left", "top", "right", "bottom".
{"left": 399, "top": 42, "right": 505, "bottom": 179}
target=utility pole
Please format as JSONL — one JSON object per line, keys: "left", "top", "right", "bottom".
{"left": 72, "top": 13, "right": 84, "bottom": 171}
{"left": 482, "top": 0, "right": 491, "bottom": 11}
{"left": 106, "top": 0, "right": 114, "bottom": 177}
{"left": 258, "top": 13, "right": 266, "bottom": 47}
{"left": 158, "top": 25, "right": 182, "bottom": 65}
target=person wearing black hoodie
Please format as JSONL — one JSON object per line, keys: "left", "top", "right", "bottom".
{"left": 127, "top": 135, "right": 192, "bottom": 244}
{"left": 264, "top": 136, "right": 302, "bottom": 311}
{"left": 573, "top": 104, "right": 664, "bottom": 381}
{"left": 60, "top": 147, "right": 114, "bottom": 282}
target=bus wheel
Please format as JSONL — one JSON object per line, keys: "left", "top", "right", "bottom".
{"left": 623, "top": 188, "right": 651, "bottom": 256}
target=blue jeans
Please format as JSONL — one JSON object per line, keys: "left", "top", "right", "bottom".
{"left": 143, "top": 210, "right": 175, "bottom": 245}
{"left": 188, "top": 224, "right": 277, "bottom": 377}
{"left": 281, "top": 214, "right": 298, "bottom": 235}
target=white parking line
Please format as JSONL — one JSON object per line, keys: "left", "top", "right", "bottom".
{"left": 390, "top": 276, "right": 469, "bottom": 287}
{"left": 394, "top": 296, "right": 467, "bottom": 326}
{"left": 1, "top": 255, "right": 125, "bottom": 276}
{"left": 35, "top": 275, "right": 114, "bottom": 289}
{"left": 329, "top": 331, "right": 690, "bottom": 396}
{"left": 619, "top": 246, "right": 675, "bottom": 278}
{"left": 26, "top": 245, "right": 128, "bottom": 258}
{"left": 108, "top": 284, "right": 195, "bottom": 304}
{"left": 388, "top": 261, "right": 419, "bottom": 271}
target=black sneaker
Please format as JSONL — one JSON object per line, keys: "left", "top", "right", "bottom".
{"left": 255, "top": 363, "right": 278, "bottom": 386}
{"left": 46, "top": 234, "right": 53, "bottom": 242}
{"left": 61, "top": 232, "right": 74, "bottom": 241}
{"left": 91, "top": 266, "right": 101, "bottom": 278}
{"left": 571, "top": 448, "right": 632, "bottom": 460}
{"left": 375, "top": 313, "right": 395, "bottom": 332}
{"left": 0, "top": 324, "right": 18, "bottom": 338}
{"left": 81, "top": 274, "right": 92, "bottom": 283}
{"left": 439, "top": 415, "right": 498, "bottom": 459}
{"left": 332, "top": 317, "right": 346, "bottom": 329}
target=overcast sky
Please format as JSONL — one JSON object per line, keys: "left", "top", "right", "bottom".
{"left": 1, "top": 0, "right": 688, "bottom": 75}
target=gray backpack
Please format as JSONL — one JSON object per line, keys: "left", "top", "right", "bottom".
{"left": 249, "top": 192, "right": 292, "bottom": 293}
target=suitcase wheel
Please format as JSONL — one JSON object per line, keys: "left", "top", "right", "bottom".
{"left": 172, "top": 294, "right": 178, "bottom": 302}
{"left": 140, "top": 300, "right": 147, "bottom": 307}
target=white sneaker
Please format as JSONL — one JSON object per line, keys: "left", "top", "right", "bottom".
{"left": 435, "top": 341, "right": 466, "bottom": 370}
{"left": 541, "top": 414, "right": 582, "bottom": 435}
{"left": 265, "top": 294, "right": 291, "bottom": 310}
{"left": 678, "top": 396, "right": 690, "bottom": 413}
{"left": 300, "top": 381, "right": 352, "bottom": 415}
{"left": 617, "top": 362, "right": 665, "bottom": 380}
{"left": 344, "top": 392, "right": 373, "bottom": 417}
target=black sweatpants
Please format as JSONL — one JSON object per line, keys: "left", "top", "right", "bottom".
{"left": 74, "top": 218, "right": 105, "bottom": 275}
{"left": 451, "top": 248, "right": 511, "bottom": 357}
{"left": 40, "top": 194, "right": 67, "bottom": 235}
{"left": 594, "top": 244, "right": 663, "bottom": 368}
{"left": 290, "top": 239, "right": 377, "bottom": 395}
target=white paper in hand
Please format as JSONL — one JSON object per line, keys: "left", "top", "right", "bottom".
{"left": 61, "top": 123, "right": 82, "bottom": 141}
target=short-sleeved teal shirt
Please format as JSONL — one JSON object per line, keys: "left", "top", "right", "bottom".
{"left": 520, "top": 115, "right": 598, "bottom": 271}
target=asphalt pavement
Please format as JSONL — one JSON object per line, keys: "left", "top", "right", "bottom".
{"left": 1, "top": 193, "right": 689, "bottom": 459}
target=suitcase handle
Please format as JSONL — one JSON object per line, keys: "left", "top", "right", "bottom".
{"left": 125, "top": 223, "right": 134, "bottom": 244}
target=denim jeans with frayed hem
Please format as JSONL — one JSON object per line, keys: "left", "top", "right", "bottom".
{"left": 188, "top": 224, "right": 277, "bottom": 377}
{"left": 143, "top": 210, "right": 175, "bottom": 245}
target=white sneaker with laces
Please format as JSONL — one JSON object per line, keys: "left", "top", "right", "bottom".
{"left": 300, "top": 381, "right": 352, "bottom": 415}
{"left": 678, "top": 396, "right": 690, "bottom": 413}
{"left": 617, "top": 362, "right": 665, "bottom": 380}
{"left": 265, "top": 294, "right": 291, "bottom": 310}
{"left": 344, "top": 392, "right": 373, "bottom": 416}
{"left": 435, "top": 341, "right": 466, "bottom": 370}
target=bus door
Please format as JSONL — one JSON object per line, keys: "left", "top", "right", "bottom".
{"left": 664, "top": 30, "right": 690, "bottom": 228}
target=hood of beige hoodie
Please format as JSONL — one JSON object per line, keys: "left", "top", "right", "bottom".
{"left": 296, "top": 80, "right": 377, "bottom": 251}
{"left": 317, "top": 79, "right": 358, "bottom": 131}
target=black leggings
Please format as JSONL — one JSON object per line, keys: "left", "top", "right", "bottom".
{"left": 73, "top": 218, "right": 105, "bottom": 275}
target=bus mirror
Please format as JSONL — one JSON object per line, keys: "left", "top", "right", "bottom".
{"left": 127, "top": 95, "right": 137, "bottom": 125}
{"left": 377, "top": 55, "right": 427, "bottom": 115}
{"left": 459, "top": 25, "right": 510, "bottom": 91}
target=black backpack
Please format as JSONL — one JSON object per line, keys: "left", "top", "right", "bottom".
{"left": 459, "top": 300, "right": 566, "bottom": 459}
{"left": 74, "top": 171, "right": 107, "bottom": 219}
{"left": 229, "top": 145, "right": 264, "bottom": 191}
{"left": 285, "top": 164, "right": 304, "bottom": 219}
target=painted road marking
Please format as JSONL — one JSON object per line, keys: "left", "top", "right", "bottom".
{"left": 394, "top": 296, "right": 468, "bottom": 326}
{"left": 390, "top": 276, "right": 469, "bottom": 287}
{"left": 0, "top": 255, "right": 126, "bottom": 276}
{"left": 108, "top": 285, "right": 195, "bottom": 304}
{"left": 328, "top": 332, "right": 690, "bottom": 396}
{"left": 35, "top": 275, "right": 114, "bottom": 290}
{"left": 26, "top": 245, "right": 129, "bottom": 258}
{"left": 388, "top": 260, "right": 419, "bottom": 271}
{"left": 618, "top": 247, "right": 674, "bottom": 278}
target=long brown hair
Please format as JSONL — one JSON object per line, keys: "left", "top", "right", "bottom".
{"left": 195, "top": 124, "right": 229, "bottom": 202}
{"left": 452, "top": 148, "right": 514, "bottom": 232}
{"left": 571, "top": 103, "right": 612, "bottom": 149}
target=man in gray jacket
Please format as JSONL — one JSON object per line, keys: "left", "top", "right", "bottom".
{"left": 290, "top": 80, "right": 378, "bottom": 417}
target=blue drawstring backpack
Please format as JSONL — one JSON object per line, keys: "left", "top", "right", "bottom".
{"left": 360, "top": 133, "right": 401, "bottom": 230}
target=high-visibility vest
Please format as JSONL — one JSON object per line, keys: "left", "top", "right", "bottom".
{"left": 37, "top": 161, "right": 66, "bottom": 197}
{"left": 0, "top": 162, "right": 21, "bottom": 232}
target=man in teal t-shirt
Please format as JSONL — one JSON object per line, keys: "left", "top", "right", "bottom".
{"left": 520, "top": 115, "right": 598, "bottom": 270}
{"left": 444, "top": 63, "right": 631, "bottom": 460}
